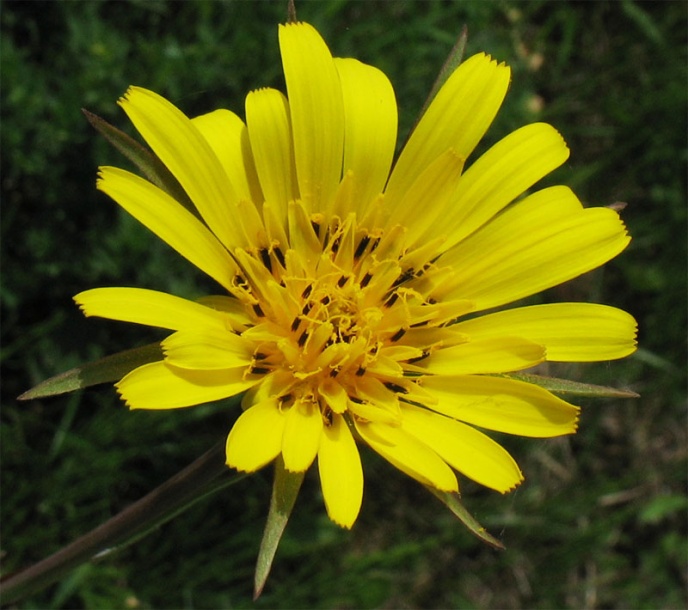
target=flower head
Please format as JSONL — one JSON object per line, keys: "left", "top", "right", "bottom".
{"left": 75, "top": 22, "right": 636, "bottom": 528}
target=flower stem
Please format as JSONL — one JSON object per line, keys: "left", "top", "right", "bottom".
{"left": 0, "top": 441, "right": 244, "bottom": 603}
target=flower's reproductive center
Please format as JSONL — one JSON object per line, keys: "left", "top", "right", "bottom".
{"left": 225, "top": 209, "right": 463, "bottom": 421}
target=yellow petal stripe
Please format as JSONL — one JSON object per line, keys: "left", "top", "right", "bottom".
{"left": 355, "top": 420, "right": 458, "bottom": 492}
{"left": 434, "top": 123, "right": 569, "bottom": 251}
{"left": 162, "top": 329, "right": 253, "bottom": 370}
{"left": 119, "top": 87, "right": 243, "bottom": 249}
{"left": 385, "top": 53, "right": 510, "bottom": 205}
{"left": 246, "top": 88, "right": 299, "bottom": 222}
{"left": 226, "top": 399, "right": 286, "bottom": 472}
{"left": 454, "top": 303, "right": 638, "bottom": 361}
{"left": 401, "top": 404, "right": 523, "bottom": 493}
{"left": 191, "top": 109, "right": 263, "bottom": 205}
{"left": 279, "top": 22, "right": 344, "bottom": 211}
{"left": 97, "top": 166, "right": 236, "bottom": 291}
{"left": 441, "top": 206, "right": 630, "bottom": 312}
{"left": 282, "top": 398, "right": 323, "bottom": 472}
{"left": 334, "top": 57, "right": 397, "bottom": 217}
{"left": 421, "top": 337, "right": 545, "bottom": 375}
{"left": 318, "top": 414, "right": 364, "bottom": 528}
{"left": 421, "top": 375, "right": 580, "bottom": 437}
{"left": 117, "top": 361, "right": 256, "bottom": 409}
{"left": 74, "top": 287, "right": 236, "bottom": 331}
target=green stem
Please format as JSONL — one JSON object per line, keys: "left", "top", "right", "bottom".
{"left": 0, "top": 442, "right": 244, "bottom": 603}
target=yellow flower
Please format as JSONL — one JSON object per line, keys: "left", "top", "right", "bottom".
{"left": 74, "top": 22, "right": 636, "bottom": 528}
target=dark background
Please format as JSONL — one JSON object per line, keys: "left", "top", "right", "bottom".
{"left": 2, "top": 1, "right": 686, "bottom": 608}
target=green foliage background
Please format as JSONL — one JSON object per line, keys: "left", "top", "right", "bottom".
{"left": 2, "top": 0, "right": 686, "bottom": 608}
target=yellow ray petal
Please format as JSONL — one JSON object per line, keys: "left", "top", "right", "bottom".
{"left": 421, "top": 337, "right": 545, "bottom": 375}
{"left": 282, "top": 397, "right": 323, "bottom": 472}
{"left": 387, "top": 149, "right": 465, "bottom": 244}
{"left": 355, "top": 419, "right": 458, "bottom": 492}
{"left": 334, "top": 57, "right": 397, "bottom": 217}
{"left": 385, "top": 53, "right": 510, "bottom": 204}
{"left": 318, "top": 414, "right": 364, "bottom": 528}
{"left": 430, "top": 123, "right": 569, "bottom": 251}
{"left": 401, "top": 404, "right": 523, "bottom": 493}
{"left": 226, "top": 398, "right": 286, "bottom": 472}
{"left": 117, "top": 361, "right": 255, "bottom": 409}
{"left": 118, "top": 87, "right": 243, "bottom": 249}
{"left": 74, "top": 287, "right": 235, "bottom": 331}
{"left": 279, "top": 22, "right": 344, "bottom": 211}
{"left": 420, "top": 375, "right": 580, "bottom": 437}
{"left": 192, "top": 109, "right": 263, "bottom": 206}
{"left": 162, "top": 329, "right": 253, "bottom": 370}
{"left": 440, "top": 206, "right": 630, "bottom": 311}
{"left": 97, "top": 167, "right": 235, "bottom": 291}
{"left": 453, "top": 303, "right": 638, "bottom": 362}
{"left": 246, "top": 88, "right": 298, "bottom": 223}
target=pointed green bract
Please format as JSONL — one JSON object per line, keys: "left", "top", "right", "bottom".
{"left": 505, "top": 373, "right": 639, "bottom": 398}
{"left": 254, "top": 457, "right": 305, "bottom": 599}
{"left": 82, "top": 109, "right": 197, "bottom": 216}
{"left": 18, "top": 343, "right": 163, "bottom": 400}
{"left": 426, "top": 486, "right": 505, "bottom": 550}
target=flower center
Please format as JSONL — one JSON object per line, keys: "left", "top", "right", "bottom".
{"left": 226, "top": 206, "right": 462, "bottom": 421}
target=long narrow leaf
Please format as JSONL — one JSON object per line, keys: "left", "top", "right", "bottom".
{"left": 18, "top": 343, "right": 163, "bottom": 400}
{"left": 254, "top": 457, "right": 304, "bottom": 599}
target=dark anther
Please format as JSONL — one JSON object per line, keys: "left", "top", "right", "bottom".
{"left": 329, "top": 366, "right": 341, "bottom": 377}
{"left": 311, "top": 219, "right": 321, "bottom": 237}
{"left": 254, "top": 352, "right": 268, "bottom": 360}
{"left": 349, "top": 396, "right": 365, "bottom": 404}
{"left": 354, "top": 235, "right": 371, "bottom": 259}
{"left": 274, "top": 247, "right": 286, "bottom": 267}
{"left": 408, "top": 350, "right": 430, "bottom": 363}
{"left": 393, "top": 268, "right": 415, "bottom": 288}
{"left": 370, "top": 236, "right": 381, "bottom": 252}
{"left": 252, "top": 303, "right": 265, "bottom": 317}
{"left": 302, "top": 302, "right": 312, "bottom": 315}
{"left": 360, "top": 272, "right": 373, "bottom": 288}
{"left": 356, "top": 366, "right": 366, "bottom": 376}
{"left": 331, "top": 235, "right": 341, "bottom": 253}
{"left": 279, "top": 393, "right": 293, "bottom": 405}
{"left": 291, "top": 317, "right": 301, "bottom": 332}
{"left": 427, "top": 297, "right": 437, "bottom": 305}
{"left": 321, "top": 295, "right": 331, "bottom": 305}
{"left": 390, "top": 328, "right": 406, "bottom": 342}
{"left": 235, "top": 275, "right": 247, "bottom": 287}
{"left": 250, "top": 366, "right": 270, "bottom": 375}
{"left": 259, "top": 248, "right": 272, "bottom": 272}
{"left": 324, "top": 408, "right": 333, "bottom": 426}
{"left": 298, "top": 330, "right": 309, "bottom": 347}
{"left": 384, "top": 292, "right": 399, "bottom": 308}
{"left": 337, "top": 275, "right": 348, "bottom": 288}
{"left": 301, "top": 284, "right": 313, "bottom": 299}
{"left": 384, "top": 381, "right": 408, "bottom": 394}
{"left": 410, "top": 320, "right": 430, "bottom": 328}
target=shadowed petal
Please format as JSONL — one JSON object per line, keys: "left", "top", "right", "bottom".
{"left": 318, "top": 414, "right": 363, "bottom": 528}
{"left": 226, "top": 399, "right": 286, "bottom": 472}
{"left": 401, "top": 403, "right": 523, "bottom": 493}
{"left": 420, "top": 375, "right": 580, "bottom": 437}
